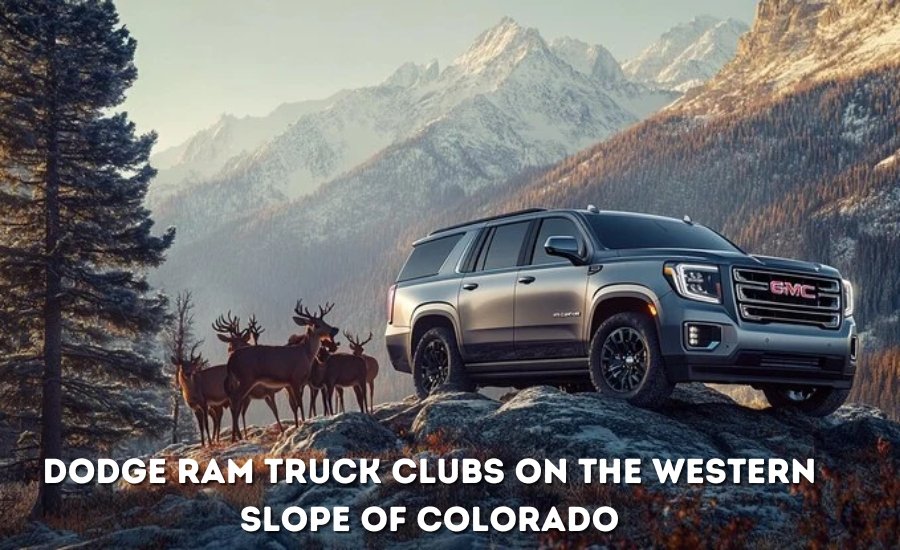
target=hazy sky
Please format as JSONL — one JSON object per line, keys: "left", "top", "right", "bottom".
{"left": 116, "top": 0, "right": 757, "bottom": 151}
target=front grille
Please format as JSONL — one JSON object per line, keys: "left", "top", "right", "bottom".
{"left": 733, "top": 267, "right": 841, "bottom": 329}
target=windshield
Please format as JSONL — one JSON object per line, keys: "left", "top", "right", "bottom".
{"left": 586, "top": 213, "right": 740, "bottom": 252}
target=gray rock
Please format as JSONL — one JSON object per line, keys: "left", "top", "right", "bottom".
{"left": 410, "top": 392, "right": 499, "bottom": 445}
{"left": 270, "top": 412, "right": 400, "bottom": 457}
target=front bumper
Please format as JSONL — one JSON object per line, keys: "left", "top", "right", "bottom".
{"left": 657, "top": 291, "right": 857, "bottom": 389}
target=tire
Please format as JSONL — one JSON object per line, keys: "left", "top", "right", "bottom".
{"left": 412, "top": 327, "right": 474, "bottom": 399}
{"left": 589, "top": 312, "right": 673, "bottom": 408}
{"left": 762, "top": 386, "right": 849, "bottom": 417}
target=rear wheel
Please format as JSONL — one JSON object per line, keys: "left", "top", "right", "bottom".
{"left": 762, "top": 385, "right": 849, "bottom": 417}
{"left": 412, "top": 327, "right": 474, "bottom": 399}
{"left": 589, "top": 312, "right": 673, "bottom": 408}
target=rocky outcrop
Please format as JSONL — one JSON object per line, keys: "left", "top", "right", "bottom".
{"left": 6, "top": 386, "right": 898, "bottom": 549}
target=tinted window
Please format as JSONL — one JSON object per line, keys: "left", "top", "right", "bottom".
{"left": 531, "top": 217, "right": 582, "bottom": 265}
{"left": 398, "top": 233, "right": 463, "bottom": 281}
{"left": 586, "top": 214, "right": 739, "bottom": 251}
{"left": 480, "top": 221, "right": 530, "bottom": 271}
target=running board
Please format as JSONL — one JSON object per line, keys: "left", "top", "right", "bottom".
{"left": 466, "top": 357, "right": 589, "bottom": 380}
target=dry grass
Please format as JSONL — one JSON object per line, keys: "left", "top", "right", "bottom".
{"left": 0, "top": 482, "right": 38, "bottom": 536}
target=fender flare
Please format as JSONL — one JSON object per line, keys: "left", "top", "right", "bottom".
{"left": 586, "top": 284, "right": 664, "bottom": 341}
{"left": 409, "top": 302, "right": 463, "bottom": 352}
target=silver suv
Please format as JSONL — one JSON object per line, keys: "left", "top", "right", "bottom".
{"left": 385, "top": 207, "right": 858, "bottom": 416}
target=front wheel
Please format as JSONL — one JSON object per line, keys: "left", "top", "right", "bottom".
{"left": 412, "top": 327, "right": 474, "bottom": 399}
{"left": 589, "top": 312, "right": 673, "bottom": 408}
{"left": 762, "top": 386, "right": 849, "bottom": 417}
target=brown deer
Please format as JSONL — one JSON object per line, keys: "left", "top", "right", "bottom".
{"left": 307, "top": 338, "right": 340, "bottom": 416}
{"left": 318, "top": 340, "right": 369, "bottom": 416}
{"left": 226, "top": 300, "right": 339, "bottom": 440}
{"left": 212, "top": 312, "right": 288, "bottom": 435}
{"left": 345, "top": 331, "right": 379, "bottom": 413}
{"left": 173, "top": 345, "right": 229, "bottom": 446}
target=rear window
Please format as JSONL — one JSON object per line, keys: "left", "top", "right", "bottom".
{"left": 398, "top": 233, "right": 463, "bottom": 281}
{"left": 586, "top": 214, "right": 739, "bottom": 251}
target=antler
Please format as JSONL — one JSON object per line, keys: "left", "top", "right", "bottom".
{"left": 188, "top": 341, "right": 203, "bottom": 364}
{"left": 212, "top": 310, "right": 241, "bottom": 337}
{"left": 343, "top": 330, "right": 358, "bottom": 347}
{"left": 293, "top": 299, "right": 314, "bottom": 325}
{"left": 360, "top": 331, "right": 373, "bottom": 347}
{"left": 318, "top": 301, "right": 335, "bottom": 318}
{"left": 247, "top": 314, "right": 265, "bottom": 342}
{"left": 294, "top": 299, "right": 335, "bottom": 326}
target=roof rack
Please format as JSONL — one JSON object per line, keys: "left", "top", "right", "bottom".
{"left": 429, "top": 208, "right": 546, "bottom": 236}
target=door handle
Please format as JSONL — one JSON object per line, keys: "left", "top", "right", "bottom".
{"left": 518, "top": 276, "right": 536, "bottom": 285}
{"left": 462, "top": 283, "right": 479, "bottom": 291}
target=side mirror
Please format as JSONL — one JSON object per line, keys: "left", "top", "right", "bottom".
{"left": 544, "top": 236, "right": 584, "bottom": 265}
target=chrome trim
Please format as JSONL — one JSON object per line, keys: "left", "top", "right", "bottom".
{"left": 733, "top": 267, "right": 843, "bottom": 329}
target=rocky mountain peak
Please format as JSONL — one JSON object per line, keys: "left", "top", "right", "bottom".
{"left": 675, "top": 0, "right": 900, "bottom": 114}
{"left": 623, "top": 16, "right": 748, "bottom": 91}
{"left": 549, "top": 36, "right": 625, "bottom": 81}
{"left": 383, "top": 59, "right": 440, "bottom": 88}
{"left": 450, "top": 17, "right": 549, "bottom": 74}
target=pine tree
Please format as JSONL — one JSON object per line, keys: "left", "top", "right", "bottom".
{"left": 0, "top": 0, "right": 174, "bottom": 516}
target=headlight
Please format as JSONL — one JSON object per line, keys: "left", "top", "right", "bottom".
{"left": 664, "top": 263, "right": 722, "bottom": 304}
{"left": 842, "top": 279, "right": 853, "bottom": 316}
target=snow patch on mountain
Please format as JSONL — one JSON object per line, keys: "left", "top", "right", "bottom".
{"left": 623, "top": 16, "right": 748, "bottom": 92}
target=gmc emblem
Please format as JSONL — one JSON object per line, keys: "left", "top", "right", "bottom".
{"left": 770, "top": 280, "right": 817, "bottom": 299}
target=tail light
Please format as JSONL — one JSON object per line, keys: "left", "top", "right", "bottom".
{"left": 387, "top": 284, "right": 397, "bottom": 325}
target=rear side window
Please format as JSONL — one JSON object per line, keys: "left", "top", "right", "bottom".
{"left": 398, "top": 233, "right": 463, "bottom": 281}
{"left": 530, "top": 217, "right": 582, "bottom": 265}
{"left": 480, "top": 221, "right": 530, "bottom": 271}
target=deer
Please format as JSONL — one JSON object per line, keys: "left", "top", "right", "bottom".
{"left": 172, "top": 344, "right": 230, "bottom": 447}
{"left": 212, "top": 312, "right": 286, "bottom": 435}
{"left": 317, "top": 338, "right": 369, "bottom": 416}
{"left": 225, "top": 300, "right": 339, "bottom": 440}
{"left": 307, "top": 338, "right": 340, "bottom": 416}
{"left": 345, "top": 331, "right": 379, "bottom": 413}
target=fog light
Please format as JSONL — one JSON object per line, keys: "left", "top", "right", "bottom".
{"left": 684, "top": 323, "right": 721, "bottom": 350}
{"left": 850, "top": 336, "right": 858, "bottom": 361}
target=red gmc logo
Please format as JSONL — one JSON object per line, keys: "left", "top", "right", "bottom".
{"left": 770, "top": 280, "right": 817, "bottom": 299}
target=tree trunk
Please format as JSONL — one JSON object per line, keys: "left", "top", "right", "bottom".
{"left": 171, "top": 394, "right": 180, "bottom": 444}
{"left": 33, "top": 11, "right": 63, "bottom": 518}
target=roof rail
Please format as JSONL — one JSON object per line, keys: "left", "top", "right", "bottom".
{"left": 429, "top": 208, "right": 546, "bottom": 236}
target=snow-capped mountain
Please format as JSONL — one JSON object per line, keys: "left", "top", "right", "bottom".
{"left": 148, "top": 95, "right": 344, "bottom": 204}
{"left": 151, "top": 17, "right": 677, "bottom": 241}
{"left": 623, "top": 16, "right": 748, "bottom": 91}
{"left": 674, "top": 0, "right": 900, "bottom": 114}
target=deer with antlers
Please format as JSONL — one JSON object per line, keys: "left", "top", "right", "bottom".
{"left": 313, "top": 334, "right": 368, "bottom": 416}
{"left": 226, "top": 300, "right": 339, "bottom": 440}
{"left": 307, "top": 337, "right": 340, "bottom": 416}
{"left": 211, "top": 312, "right": 288, "bottom": 435}
{"left": 172, "top": 344, "right": 229, "bottom": 447}
{"left": 345, "top": 331, "right": 379, "bottom": 413}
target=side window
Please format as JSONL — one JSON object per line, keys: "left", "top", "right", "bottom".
{"left": 398, "top": 233, "right": 464, "bottom": 281}
{"left": 530, "top": 217, "right": 582, "bottom": 265}
{"left": 479, "top": 221, "right": 530, "bottom": 271}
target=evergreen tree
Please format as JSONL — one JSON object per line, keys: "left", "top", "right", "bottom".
{"left": 0, "top": 0, "right": 174, "bottom": 516}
